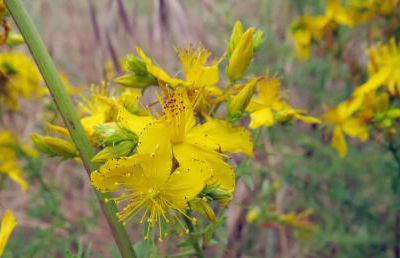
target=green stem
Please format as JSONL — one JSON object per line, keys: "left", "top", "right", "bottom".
{"left": 4, "top": 1, "right": 136, "bottom": 257}
{"left": 388, "top": 140, "right": 400, "bottom": 258}
{"left": 183, "top": 216, "right": 205, "bottom": 258}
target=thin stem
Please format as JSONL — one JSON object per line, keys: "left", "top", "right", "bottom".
{"left": 183, "top": 216, "right": 205, "bottom": 258}
{"left": 4, "top": 1, "right": 136, "bottom": 257}
{"left": 388, "top": 140, "right": 400, "bottom": 258}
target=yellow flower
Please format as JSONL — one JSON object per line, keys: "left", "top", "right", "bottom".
{"left": 91, "top": 123, "right": 205, "bottom": 240}
{"left": 79, "top": 85, "right": 152, "bottom": 140}
{"left": 367, "top": 38, "right": 400, "bottom": 95}
{"left": 325, "top": 0, "right": 355, "bottom": 27}
{"left": 289, "top": 20, "right": 313, "bottom": 61}
{"left": 359, "top": 91, "right": 400, "bottom": 129}
{"left": 78, "top": 85, "right": 118, "bottom": 138}
{"left": 177, "top": 46, "right": 219, "bottom": 89}
{"left": 0, "top": 131, "right": 28, "bottom": 192}
{"left": 290, "top": 0, "right": 356, "bottom": 60}
{"left": 0, "top": 210, "right": 17, "bottom": 257}
{"left": 350, "top": 0, "right": 398, "bottom": 17}
{"left": 323, "top": 98, "right": 368, "bottom": 157}
{"left": 0, "top": 52, "right": 42, "bottom": 110}
{"left": 247, "top": 77, "right": 320, "bottom": 129}
{"left": 135, "top": 46, "right": 225, "bottom": 112}
{"left": 278, "top": 209, "right": 318, "bottom": 232}
{"left": 156, "top": 88, "right": 253, "bottom": 193}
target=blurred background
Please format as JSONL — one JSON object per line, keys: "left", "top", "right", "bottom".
{"left": 2, "top": 0, "right": 397, "bottom": 257}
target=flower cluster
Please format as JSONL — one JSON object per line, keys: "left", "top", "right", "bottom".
{"left": 0, "top": 52, "right": 43, "bottom": 111}
{"left": 33, "top": 21, "right": 320, "bottom": 240}
{"left": 324, "top": 38, "right": 400, "bottom": 156}
{"left": 289, "top": 0, "right": 398, "bottom": 60}
{"left": 0, "top": 130, "right": 29, "bottom": 192}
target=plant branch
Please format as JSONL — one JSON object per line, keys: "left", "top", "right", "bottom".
{"left": 4, "top": 0, "right": 136, "bottom": 257}
{"left": 183, "top": 216, "right": 205, "bottom": 258}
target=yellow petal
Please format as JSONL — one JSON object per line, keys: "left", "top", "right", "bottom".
{"left": 294, "top": 114, "right": 321, "bottom": 124}
{"left": 91, "top": 154, "right": 146, "bottom": 192}
{"left": 161, "top": 167, "right": 206, "bottom": 210}
{"left": 7, "top": 169, "right": 29, "bottom": 192}
{"left": 249, "top": 107, "right": 275, "bottom": 128}
{"left": 116, "top": 104, "right": 154, "bottom": 135}
{"left": 173, "top": 143, "right": 235, "bottom": 192}
{"left": 353, "top": 68, "right": 391, "bottom": 97}
{"left": 81, "top": 114, "right": 106, "bottom": 137}
{"left": 186, "top": 119, "right": 253, "bottom": 156}
{"left": 342, "top": 118, "right": 369, "bottom": 142}
{"left": 137, "top": 122, "right": 173, "bottom": 181}
{"left": 177, "top": 46, "right": 219, "bottom": 88}
{"left": 0, "top": 210, "right": 17, "bottom": 257}
{"left": 136, "top": 47, "right": 184, "bottom": 88}
{"left": 332, "top": 127, "right": 347, "bottom": 157}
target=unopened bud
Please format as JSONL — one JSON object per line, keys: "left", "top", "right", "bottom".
{"left": 6, "top": 32, "right": 24, "bottom": 46}
{"left": 31, "top": 134, "right": 77, "bottom": 158}
{"left": 91, "top": 140, "right": 135, "bottom": 163}
{"left": 190, "top": 198, "right": 216, "bottom": 223}
{"left": 227, "top": 28, "right": 255, "bottom": 82}
{"left": 228, "top": 78, "right": 258, "bottom": 117}
{"left": 246, "top": 206, "right": 261, "bottom": 224}
{"left": 200, "top": 185, "right": 232, "bottom": 206}
{"left": 115, "top": 73, "right": 155, "bottom": 89}
{"left": 93, "top": 122, "right": 137, "bottom": 146}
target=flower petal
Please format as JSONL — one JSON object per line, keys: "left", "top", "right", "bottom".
{"left": 187, "top": 119, "right": 253, "bottom": 156}
{"left": 136, "top": 47, "right": 184, "bottom": 87}
{"left": 117, "top": 104, "right": 154, "bottom": 135}
{"left": 173, "top": 143, "right": 235, "bottom": 192}
{"left": 332, "top": 127, "right": 347, "bottom": 157}
{"left": 249, "top": 107, "right": 275, "bottom": 128}
{"left": 0, "top": 210, "right": 17, "bottom": 257}
{"left": 161, "top": 167, "right": 206, "bottom": 210}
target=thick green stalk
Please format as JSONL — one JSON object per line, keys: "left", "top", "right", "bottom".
{"left": 4, "top": 1, "right": 137, "bottom": 257}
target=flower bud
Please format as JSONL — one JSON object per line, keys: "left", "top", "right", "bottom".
{"left": 190, "top": 198, "right": 216, "bottom": 223}
{"left": 125, "top": 54, "right": 147, "bottom": 75}
{"left": 114, "top": 73, "right": 156, "bottom": 89}
{"left": 246, "top": 206, "right": 261, "bottom": 224}
{"left": 252, "top": 30, "right": 265, "bottom": 50}
{"left": 31, "top": 134, "right": 77, "bottom": 158}
{"left": 227, "top": 21, "right": 244, "bottom": 57}
{"left": 200, "top": 185, "right": 232, "bottom": 206}
{"left": 93, "top": 122, "right": 137, "bottom": 147}
{"left": 6, "top": 32, "right": 24, "bottom": 46}
{"left": 91, "top": 140, "right": 135, "bottom": 163}
{"left": 228, "top": 78, "right": 258, "bottom": 117}
{"left": 226, "top": 28, "right": 255, "bottom": 82}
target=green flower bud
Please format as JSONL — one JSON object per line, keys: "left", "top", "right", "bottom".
{"left": 6, "top": 32, "right": 24, "bottom": 46}
{"left": 227, "top": 28, "right": 254, "bottom": 82}
{"left": 228, "top": 21, "right": 244, "bottom": 57}
{"left": 200, "top": 185, "right": 232, "bottom": 205}
{"left": 31, "top": 134, "right": 77, "bottom": 158}
{"left": 228, "top": 78, "right": 258, "bottom": 116}
{"left": 125, "top": 54, "right": 147, "bottom": 75}
{"left": 91, "top": 140, "right": 135, "bottom": 163}
{"left": 115, "top": 73, "right": 156, "bottom": 89}
{"left": 190, "top": 197, "right": 216, "bottom": 223}
{"left": 93, "top": 122, "right": 137, "bottom": 146}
